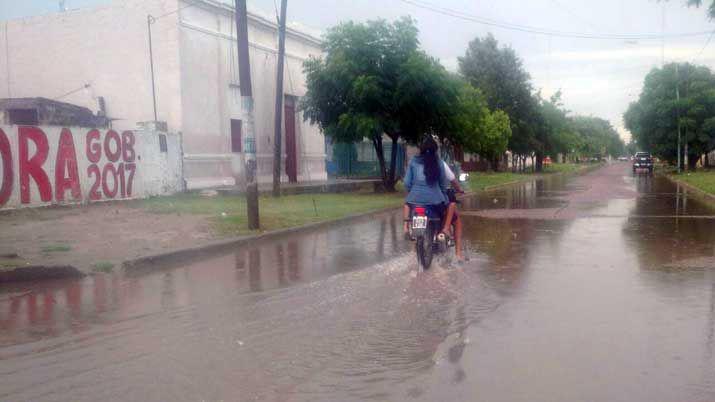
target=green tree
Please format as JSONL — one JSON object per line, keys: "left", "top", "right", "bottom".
{"left": 624, "top": 62, "right": 715, "bottom": 169}
{"left": 448, "top": 82, "right": 511, "bottom": 170}
{"left": 572, "top": 116, "right": 625, "bottom": 159}
{"left": 302, "top": 18, "right": 462, "bottom": 191}
{"left": 538, "top": 91, "right": 582, "bottom": 162}
{"left": 458, "top": 34, "right": 541, "bottom": 170}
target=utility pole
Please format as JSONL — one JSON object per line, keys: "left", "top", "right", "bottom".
{"left": 685, "top": 140, "right": 689, "bottom": 171}
{"left": 272, "top": 0, "right": 288, "bottom": 197}
{"left": 676, "top": 63, "right": 682, "bottom": 174}
{"left": 147, "top": 15, "right": 158, "bottom": 121}
{"left": 661, "top": 3, "right": 666, "bottom": 66}
{"left": 235, "top": 0, "right": 260, "bottom": 229}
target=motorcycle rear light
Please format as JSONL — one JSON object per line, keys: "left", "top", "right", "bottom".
{"left": 414, "top": 207, "right": 426, "bottom": 216}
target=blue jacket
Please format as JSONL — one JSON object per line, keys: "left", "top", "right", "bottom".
{"left": 404, "top": 155, "right": 448, "bottom": 205}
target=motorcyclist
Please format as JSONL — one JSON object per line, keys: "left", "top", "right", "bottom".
{"left": 403, "top": 136, "right": 456, "bottom": 253}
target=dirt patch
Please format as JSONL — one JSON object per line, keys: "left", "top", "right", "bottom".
{"left": 0, "top": 202, "right": 213, "bottom": 278}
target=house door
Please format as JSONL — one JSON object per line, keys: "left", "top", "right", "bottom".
{"left": 284, "top": 96, "right": 298, "bottom": 183}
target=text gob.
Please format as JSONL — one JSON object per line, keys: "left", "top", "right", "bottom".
{"left": 0, "top": 126, "right": 138, "bottom": 207}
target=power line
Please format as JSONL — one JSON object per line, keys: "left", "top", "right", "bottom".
{"left": 536, "top": 63, "right": 658, "bottom": 81}
{"left": 398, "top": 0, "right": 713, "bottom": 41}
{"left": 548, "top": 0, "right": 602, "bottom": 33}
{"left": 693, "top": 30, "right": 715, "bottom": 61}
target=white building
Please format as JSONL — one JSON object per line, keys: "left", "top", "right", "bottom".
{"left": 0, "top": 0, "right": 327, "bottom": 189}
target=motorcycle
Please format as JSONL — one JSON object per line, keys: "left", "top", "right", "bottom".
{"left": 409, "top": 189, "right": 459, "bottom": 270}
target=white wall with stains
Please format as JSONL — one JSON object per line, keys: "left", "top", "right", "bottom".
{"left": 177, "top": 0, "right": 327, "bottom": 188}
{"left": 0, "top": 125, "right": 183, "bottom": 210}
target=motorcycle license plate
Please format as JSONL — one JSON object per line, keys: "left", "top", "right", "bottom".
{"left": 412, "top": 216, "right": 427, "bottom": 229}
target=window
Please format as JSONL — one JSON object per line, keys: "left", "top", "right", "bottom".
{"left": 159, "top": 134, "right": 167, "bottom": 153}
{"left": 231, "top": 119, "right": 242, "bottom": 153}
{"left": 8, "top": 109, "right": 39, "bottom": 125}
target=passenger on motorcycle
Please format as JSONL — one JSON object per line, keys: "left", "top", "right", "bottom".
{"left": 402, "top": 137, "right": 458, "bottom": 256}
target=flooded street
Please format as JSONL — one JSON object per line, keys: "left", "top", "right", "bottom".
{"left": 2, "top": 162, "right": 715, "bottom": 402}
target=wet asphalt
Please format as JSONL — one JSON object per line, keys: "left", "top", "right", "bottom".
{"left": 1, "top": 162, "right": 715, "bottom": 402}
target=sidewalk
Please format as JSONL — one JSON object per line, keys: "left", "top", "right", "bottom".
{"left": 0, "top": 190, "right": 403, "bottom": 281}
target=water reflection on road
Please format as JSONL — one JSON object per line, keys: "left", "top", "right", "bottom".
{"left": 1, "top": 162, "right": 715, "bottom": 402}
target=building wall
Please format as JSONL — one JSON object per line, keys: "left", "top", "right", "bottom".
{"left": 0, "top": 124, "right": 183, "bottom": 210}
{"left": 177, "top": 0, "right": 327, "bottom": 188}
{"left": 0, "top": 0, "right": 327, "bottom": 190}
{"left": 0, "top": 0, "right": 183, "bottom": 133}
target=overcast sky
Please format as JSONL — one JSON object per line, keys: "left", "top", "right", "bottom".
{"left": 3, "top": 0, "right": 715, "bottom": 141}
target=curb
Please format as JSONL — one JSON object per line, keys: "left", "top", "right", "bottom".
{"left": 661, "top": 174, "right": 715, "bottom": 204}
{"left": 0, "top": 265, "right": 85, "bottom": 283}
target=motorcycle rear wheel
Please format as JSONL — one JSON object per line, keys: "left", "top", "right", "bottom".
{"left": 416, "top": 223, "right": 434, "bottom": 270}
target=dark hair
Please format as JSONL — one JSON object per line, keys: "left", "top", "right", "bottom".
{"left": 420, "top": 136, "right": 440, "bottom": 185}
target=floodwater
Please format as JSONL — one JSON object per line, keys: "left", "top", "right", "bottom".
{"left": 1, "top": 162, "right": 715, "bottom": 402}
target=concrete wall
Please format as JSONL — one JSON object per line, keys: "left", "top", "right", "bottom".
{"left": 177, "top": 0, "right": 327, "bottom": 188}
{"left": 0, "top": 0, "right": 327, "bottom": 190}
{"left": 0, "top": 124, "right": 183, "bottom": 210}
{"left": 0, "top": 0, "right": 183, "bottom": 133}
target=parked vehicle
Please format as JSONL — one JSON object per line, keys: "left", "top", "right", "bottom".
{"left": 409, "top": 199, "right": 455, "bottom": 270}
{"left": 618, "top": 156, "right": 628, "bottom": 161}
{"left": 632, "top": 152, "right": 653, "bottom": 174}
{"left": 543, "top": 156, "right": 552, "bottom": 165}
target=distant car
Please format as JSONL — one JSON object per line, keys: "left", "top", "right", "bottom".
{"left": 617, "top": 156, "right": 628, "bottom": 161}
{"left": 543, "top": 156, "right": 552, "bottom": 165}
{"left": 633, "top": 152, "right": 653, "bottom": 174}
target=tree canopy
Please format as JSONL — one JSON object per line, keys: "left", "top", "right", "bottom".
{"left": 624, "top": 62, "right": 715, "bottom": 168}
{"left": 448, "top": 82, "right": 511, "bottom": 165}
{"left": 539, "top": 92, "right": 581, "bottom": 158}
{"left": 572, "top": 116, "right": 625, "bottom": 159}
{"left": 683, "top": 0, "right": 715, "bottom": 19}
{"left": 302, "top": 17, "right": 445, "bottom": 190}
{"left": 302, "top": 18, "right": 511, "bottom": 188}
{"left": 458, "top": 34, "right": 540, "bottom": 166}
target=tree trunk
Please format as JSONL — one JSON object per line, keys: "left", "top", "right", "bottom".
{"left": 535, "top": 152, "right": 544, "bottom": 173}
{"left": 372, "top": 135, "right": 388, "bottom": 188}
{"left": 387, "top": 134, "right": 399, "bottom": 192}
{"left": 688, "top": 152, "right": 698, "bottom": 171}
{"left": 705, "top": 152, "right": 710, "bottom": 168}
{"left": 684, "top": 143, "right": 689, "bottom": 172}
{"left": 491, "top": 155, "right": 500, "bottom": 172}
